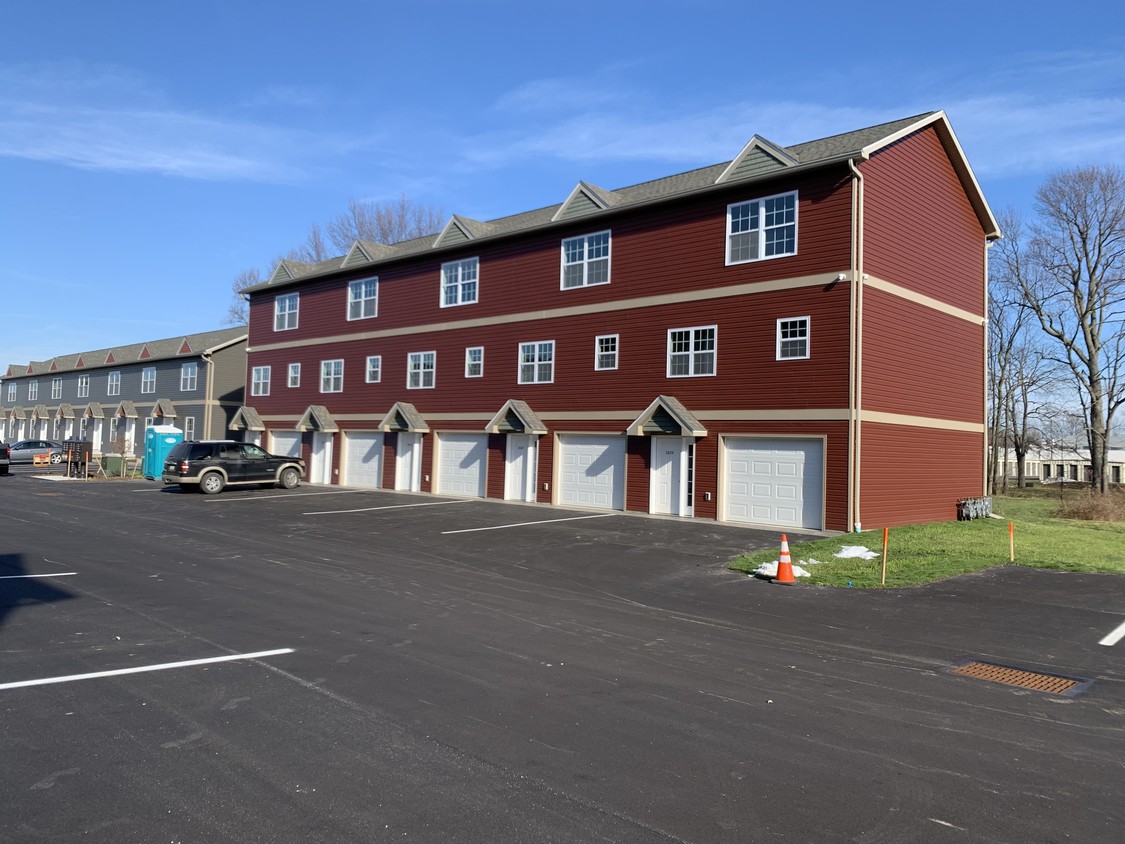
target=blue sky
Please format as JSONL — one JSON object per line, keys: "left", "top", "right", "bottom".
{"left": 2, "top": 0, "right": 1123, "bottom": 369}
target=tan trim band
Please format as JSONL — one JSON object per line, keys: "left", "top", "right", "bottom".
{"left": 861, "top": 409, "right": 984, "bottom": 433}
{"left": 864, "top": 276, "right": 984, "bottom": 325}
{"left": 248, "top": 272, "right": 844, "bottom": 353}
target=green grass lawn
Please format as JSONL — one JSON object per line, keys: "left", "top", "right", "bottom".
{"left": 727, "top": 489, "right": 1125, "bottom": 588}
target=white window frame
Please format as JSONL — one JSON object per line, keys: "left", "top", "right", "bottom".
{"left": 107, "top": 372, "right": 120, "bottom": 396}
{"left": 726, "top": 191, "right": 798, "bottom": 265}
{"left": 320, "top": 359, "right": 344, "bottom": 393}
{"left": 667, "top": 326, "right": 717, "bottom": 378}
{"left": 180, "top": 362, "right": 198, "bottom": 391}
{"left": 288, "top": 363, "right": 300, "bottom": 388}
{"left": 365, "top": 355, "right": 382, "bottom": 383}
{"left": 183, "top": 416, "right": 195, "bottom": 440}
{"left": 77, "top": 375, "right": 89, "bottom": 398}
{"left": 465, "top": 346, "right": 484, "bottom": 378}
{"left": 251, "top": 366, "right": 271, "bottom": 397}
{"left": 440, "top": 258, "right": 479, "bottom": 307}
{"left": 776, "top": 316, "right": 810, "bottom": 360}
{"left": 407, "top": 352, "right": 436, "bottom": 389}
{"left": 518, "top": 341, "right": 555, "bottom": 385}
{"left": 28, "top": 380, "right": 38, "bottom": 401}
{"left": 595, "top": 334, "right": 619, "bottom": 371}
{"left": 561, "top": 230, "right": 611, "bottom": 289}
{"left": 347, "top": 277, "right": 379, "bottom": 321}
{"left": 51, "top": 378, "right": 62, "bottom": 400}
{"left": 6, "top": 383, "right": 15, "bottom": 402}
{"left": 141, "top": 366, "right": 156, "bottom": 394}
{"left": 274, "top": 293, "right": 299, "bottom": 331}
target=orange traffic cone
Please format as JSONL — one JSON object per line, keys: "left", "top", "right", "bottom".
{"left": 774, "top": 534, "right": 796, "bottom": 585}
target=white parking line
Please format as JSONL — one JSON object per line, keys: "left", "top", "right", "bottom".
{"left": 0, "top": 648, "right": 295, "bottom": 691}
{"left": 0, "top": 572, "right": 77, "bottom": 579}
{"left": 208, "top": 489, "right": 370, "bottom": 502}
{"left": 442, "top": 513, "right": 616, "bottom": 534}
{"left": 305, "top": 499, "right": 473, "bottom": 516}
{"left": 1099, "top": 619, "right": 1125, "bottom": 647}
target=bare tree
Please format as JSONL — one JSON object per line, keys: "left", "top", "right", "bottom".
{"left": 325, "top": 195, "right": 444, "bottom": 252}
{"left": 998, "top": 169, "right": 1125, "bottom": 493}
{"left": 224, "top": 268, "right": 262, "bottom": 325}
{"left": 987, "top": 240, "right": 1029, "bottom": 493}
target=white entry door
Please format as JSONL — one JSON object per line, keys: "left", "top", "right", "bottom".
{"left": 395, "top": 432, "right": 422, "bottom": 492}
{"left": 505, "top": 434, "right": 538, "bottom": 501}
{"left": 344, "top": 431, "right": 383, "bottom": 488}
{"left": 650, "top": 436, "right": 692, "bottom": 516}
{"left": 312, "top": 432, "right": 334, "bottom": 484}
{"left": 724, "top": 437, "right": 824, "bottom": 530}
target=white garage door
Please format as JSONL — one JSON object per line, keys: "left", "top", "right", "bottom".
{"left": 270, "top": 431, "right": 302, "bottom": 458}
{"left": 344, "top": 431, "right": 383, "bottom": 489}
{"left": 559, "top": 434, "right": 626, "bottom": 510}
{"left": 725, "top": 437, "right": 823, "bottom": 530}
{"left": 437, "top": 433, "right": 488, "bottom": 497}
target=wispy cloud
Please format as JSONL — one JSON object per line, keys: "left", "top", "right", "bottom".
{"left": 0, "top": 61, "right": 348, "bottom": 182}
{"left": 464, "top": 55, "right": 1125, "bottom": 182}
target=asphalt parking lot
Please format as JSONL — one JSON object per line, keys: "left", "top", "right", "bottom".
{"left": 2, "top": 473, "right": 1123, "bottom": 842}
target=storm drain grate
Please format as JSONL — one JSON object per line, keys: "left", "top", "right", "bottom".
{"left": 950, "top": 660, "right": 1091, "bottom": 696}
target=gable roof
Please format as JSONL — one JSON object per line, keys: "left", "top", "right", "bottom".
{"left": 4, "top": 327, "right": 246, "bottom": 379}
{"left": 243, "top": 111, "right": 998, "bottom": 295}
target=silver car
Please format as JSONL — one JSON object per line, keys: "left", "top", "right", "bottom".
{"left": 8, "top": 439, "right": 65, "bottom": 464}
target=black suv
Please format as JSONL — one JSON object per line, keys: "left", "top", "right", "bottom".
{"left": 0, "top": 442, "right": 9, "bottom": 476}
{"left": 162, "top": 440, "right": 305, "bottom": 494}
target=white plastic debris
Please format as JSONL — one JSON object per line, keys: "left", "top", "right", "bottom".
{"left": 753, "top": 560, "right": 812, "bottom": 578}
{"left": 834, "top": 546, "right": 878, "bottom": 560}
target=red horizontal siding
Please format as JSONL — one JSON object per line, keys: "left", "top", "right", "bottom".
{"left": 861, "top": 126, "right": 986, "bottom": 316}
{"left": 246, "top": 285, "right": 852, "bottom": 420}
{"left": 860, "top": 422, "right": 984, "bottom": 528}
{"left": 862, "top": 287, "right": 984, "bottom": 423}
{"left": 247, "top": 168, "right": 854, "bottom": 351}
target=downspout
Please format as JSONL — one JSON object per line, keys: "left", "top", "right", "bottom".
{"left": 202, "top": 352, "right": 215, "bottom": 438}
{"left": 847, "top": 157, "right": 865, "bottom": 532}
{"left": 982, "top": 240, "right": 992, "bottom": 496}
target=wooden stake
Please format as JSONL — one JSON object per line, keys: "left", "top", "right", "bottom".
{"left": 881, "top": 527, "right": 889, "bottom": 587}
{"left": 1009, "top": 521, "right": 1015, "bottom": 563}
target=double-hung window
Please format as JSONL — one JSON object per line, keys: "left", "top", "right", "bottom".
{"left": 465, "top": 346, "right": 483, "bottom": 378}
{"left": 51, "top": 378, "right": 62, "bottom": 400}
{"left": 561, "top": 231, "right": 610, "bottom": 289}
{"left": 288, "top": 363, "right": 300, "bottom": 388}
{"left": 6, "top": 383, "right": 15, "bottom": 402}
{"left": 595, "top": 335, "right": 619, "bottom": 370}
{"left": 320, "top": 360, "right": 343, "bottom": 393}
{"left": 251, "top": 366, "right": 271, "bottom": 396}
{"left": 107, "top": 372, "right": 120, "bottom": 396}
{"left": 275, "top": 293, "right": 299, "bottom": 331}
{"left": 407, "top": 352, "right": 436, "bottom": 389}
{"left": 727, "top": 191, "right": 797, "bottom": 264}
{"left": 667, "top": 326, "right": 717, "bottom": 377}
{"left": 180, "top": 362, "right": 198, "bottom": 391}
{"left": 28, "top": 380, "right": 38, "bottom": 401}
{"left": 441, "top": 258, "right": 478, "bottom": 307}
{"left": 77, "top": 375, "right": 89, "bottom": 398}
{"left": 366, "top": 355, "right": 382, "bottom": 383}
{"left": 141, "top": 367, "right": 156, "bottom": 394}
{"left": 777, "top": 317, "right": 810, "bottom": 360}
{"left": 518, "top": 341, "right": 554, "bottom": 384}
{"left": 348, "top": 278, "right": 378, "bottom": 320}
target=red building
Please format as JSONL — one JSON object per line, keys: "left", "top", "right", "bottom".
{"left": 239, "top": 111, "right": 999, "bottom": 531}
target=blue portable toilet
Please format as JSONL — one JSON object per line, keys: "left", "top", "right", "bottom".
{"left": 144, "top": 425, "right": 183, "bottom": 479}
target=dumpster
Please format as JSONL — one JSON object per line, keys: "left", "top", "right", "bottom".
{"left": 143, "top": 425, "right": 183, "bottom": 479}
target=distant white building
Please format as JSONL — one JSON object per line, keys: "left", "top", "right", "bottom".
{"left": 1001, "top": 439, "right": 1125, "bottom": 486}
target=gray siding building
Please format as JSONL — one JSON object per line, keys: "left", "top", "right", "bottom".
{"left": 1, "top": 328, "right": 247, "bottom": 456}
